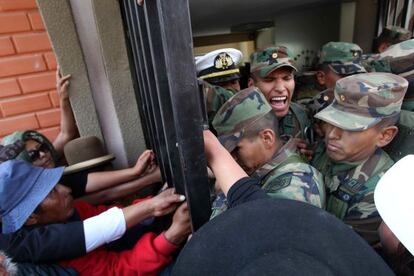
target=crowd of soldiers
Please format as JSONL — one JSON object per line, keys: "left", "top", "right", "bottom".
{"left": 196, "top": 25, "right": 414, "bottom": 275}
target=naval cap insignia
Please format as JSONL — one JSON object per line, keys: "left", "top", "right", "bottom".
{"left": 214, "top": 53, "right": 234, "bottom": 70}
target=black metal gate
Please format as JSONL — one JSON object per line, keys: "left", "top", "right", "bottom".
{"left": 119, "top": 0, "right": 211, "bottom": 231}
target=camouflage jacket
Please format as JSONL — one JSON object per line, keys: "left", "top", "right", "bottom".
{"left": 323, "top": 148, "right": 394, "bottom": 244}
{"left": 253, "top": 138, "right": 325, "bottom": 208}
{"left": 279, "top": 102, "right": 311, "bottom": 140}
{"left": 211, "top": 139, "right": 325, "bottom": 219}
{"left": 203, "top": 81, "right": 234, "bottom": 127}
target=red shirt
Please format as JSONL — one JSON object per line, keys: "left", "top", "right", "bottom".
{"left": 60, "top": 201, "right": 178, "bottom": 276}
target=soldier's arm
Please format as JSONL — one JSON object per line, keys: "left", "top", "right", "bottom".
{"left": 203, "top": 130, "right": 248, "bottom": 196}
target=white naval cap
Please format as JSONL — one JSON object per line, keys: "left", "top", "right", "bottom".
{"left": 195, "top": 48, "right": 243, "bottom": 81}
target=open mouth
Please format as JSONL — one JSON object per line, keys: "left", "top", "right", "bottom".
{"left": 269, "top": 96, "right": 288, "bottom": 111}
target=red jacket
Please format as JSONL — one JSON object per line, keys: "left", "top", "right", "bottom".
{"left": 60, "top": 201, "right": 178, "bottom": 276}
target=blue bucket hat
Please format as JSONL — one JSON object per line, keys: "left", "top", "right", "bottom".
{"left": 0, "top": 160, "right": 64, "bottom": 234}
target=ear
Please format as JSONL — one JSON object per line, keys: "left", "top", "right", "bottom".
{"left": 259, "top": 129, "right": 276, "bottom": 149}
{"left": 247, "top": 77, "right": 255, "bottom": 87}
{"left": 25, "top": 213, "right": 40, "bottom": 226}
{"left": 376, "top": 126, "right": 398, "bottom": 148}
{"left": 315, "top": 71, "right": 325, "bottom": 86}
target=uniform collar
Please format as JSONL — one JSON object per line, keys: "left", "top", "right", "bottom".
{"left": 253, "top": 138, "right": 298, "bottom": 179}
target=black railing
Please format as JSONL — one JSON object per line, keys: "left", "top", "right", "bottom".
{"left": 120, "top": 0, "right": 211, "bottom": 231}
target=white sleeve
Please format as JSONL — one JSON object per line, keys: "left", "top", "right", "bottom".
{"left": 83, "top": 207, "right": 126, "bottom": 252}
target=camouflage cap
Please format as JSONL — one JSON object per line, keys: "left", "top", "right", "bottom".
{"left": 378, "top": 25, "right": 412, "bottom": 44}
{"left": 379, "top": 39, "right": 414, "bottom": 100}
{"left": 363, "top": 39, "right": 414, "bottom": 100}
{"left": 212, "top": 87, "right": 272, "bottom": 152}
{"left": 250, "top": 46, "right": 297, "bottom": 78}
{"left": 319, "top": 42, "right": 367, "bottom": 75}
{"left": 315, "top": 72, "right": 408, "bottom": 131}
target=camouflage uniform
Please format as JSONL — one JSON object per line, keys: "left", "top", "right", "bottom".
{"left": 250, "top": 47, "right": 311, "bottom": 140}
{"left": 210, "top": 87, "right": 325, "bottom": 218}
{"left": 313, "top": 72, "right": 409, "bottom": 244}
{"left": 294, "top": 72, "right": 325, "bottom": 105}
{"left": 202, "top": 81, "right": 234, "bottom": 128}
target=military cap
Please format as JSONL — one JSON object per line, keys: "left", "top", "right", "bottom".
{"left": 212, "top": 87, "right": 272, "bottom": 152}
{"left": 196, "top": 48, "right": 242, "bottom": 84}
{"left": 315, "top": 72, "right": 408, "bottom": 131}
{"left": 378, "top": 39, "right": 414, "bottom": 101}
{"left": 378, "top": 25, "right": 412, "bottom": 44}
{"left": 250, "top": 46, "right": 297, "bottom": 78}
{"left": 363, "top": 39, "right": 414, "bottom": 102}
{"left": 319, "top": 42, "right": 367, "bottom": 75}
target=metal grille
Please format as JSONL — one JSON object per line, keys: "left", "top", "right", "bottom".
{"left": 120, "top": 0, "right": 211, "bottom": 231}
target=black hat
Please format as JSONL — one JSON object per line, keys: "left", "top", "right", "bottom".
{"left": 173, "top": 198, "right": 393, "bottom": 275}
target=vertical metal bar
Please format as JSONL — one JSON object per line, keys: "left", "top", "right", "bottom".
{"left": 119, "top": 0, "right": 152, "bottom": 150}
{"left": 404, "top": 0, "right": 413, "bottom": 28}
{"left": 144, "top": 0, "right": 211, "bottom": 230}
{"left": 133, "top": 0, "right": 177, "bottom": 187}
{"left": 142, "top": 2, "right": 185, "bottom": 195}
{"left": 121, "top": 0, "right": 211, "bottom": 231}
{"left": 122, "top": 0, "right": 170, "bottom": 183}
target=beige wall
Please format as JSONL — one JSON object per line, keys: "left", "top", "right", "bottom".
{"left": 353, "top": 0, "right": 378, "bottom": 52}
{"left": 273, "top": 4, "right": 341, "bottom": 71}
{"left": 37, "top": 0, "right": 146, "bottom": 168}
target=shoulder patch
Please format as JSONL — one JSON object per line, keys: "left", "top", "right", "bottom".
{"left": 263, "top": 175, "right": 292, "bottom": 193}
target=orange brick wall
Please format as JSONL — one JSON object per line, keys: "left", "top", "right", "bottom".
{"left": 0, "top": 0, "right": 60, "bottom": 142}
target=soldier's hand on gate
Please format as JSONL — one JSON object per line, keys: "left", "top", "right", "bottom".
{"left": 137, "top": 0, "right": 144, "bottom": 6}
{"left": 133, "top": 149, "right": 156, "bottom": 176}
{"left": 149, "top": 188, "right": 185, "bottom": 217}
{"left": 164, "top": 202, "right": 192, "bottom": 245}
{"left": 56, "top": 66, "right": 71, "bottom": 102}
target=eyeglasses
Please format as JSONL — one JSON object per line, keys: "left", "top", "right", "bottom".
{"left": 27, "top": 143, "right": 49, "bottom": 162}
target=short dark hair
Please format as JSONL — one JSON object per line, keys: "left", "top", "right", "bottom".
{"left": 243, "top": 112, "right": 279, "bottom": 139}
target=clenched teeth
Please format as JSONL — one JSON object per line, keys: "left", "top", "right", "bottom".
{"left": 271, "top": 96, "right": 287, "bottom": 101}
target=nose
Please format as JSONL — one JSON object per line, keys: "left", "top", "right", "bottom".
{"left": 273, "top": 80, "right": 285, "bottom": 92}
{"left": 39, "top": 151, "right": 47, "bottom": 158}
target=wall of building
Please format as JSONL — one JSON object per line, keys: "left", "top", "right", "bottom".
{"left": 353, "top": 0, "right": 378, "bottom": 52}
{"left": 0, "top": 0, "right": 60, "bottom": 141}
{"left": 273, "top": 3, "right": 341, "bottom": 71}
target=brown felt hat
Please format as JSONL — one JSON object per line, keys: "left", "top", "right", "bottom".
{"left": 63, "top": 136, "right": 115, "bottom": 175}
